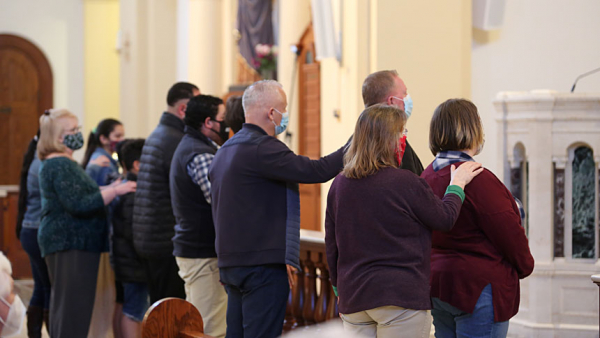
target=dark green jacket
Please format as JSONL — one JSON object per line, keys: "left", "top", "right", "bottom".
{"left": 38, "top": 157, "right": 106, "bottom": 257}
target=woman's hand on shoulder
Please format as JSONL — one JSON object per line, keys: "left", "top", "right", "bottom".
{"left": 450, "top": 162, "right": 484, "bottom": 189}
{"left": 89, "top": 155, "right": 111, "bottom": 167}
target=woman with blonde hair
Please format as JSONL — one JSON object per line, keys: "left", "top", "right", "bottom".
{"left": 422, "top": 99, "right": 534, "bottom": 338}
{"left": 37, "top": 109, "right": 136, "bottom": 338}
{"left": 325, "top": 104, "right": 483, "bottom": 338}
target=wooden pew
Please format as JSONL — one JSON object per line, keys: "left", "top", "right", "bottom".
{"left": 142, "top": 298, "right": 214, "bottom": 338}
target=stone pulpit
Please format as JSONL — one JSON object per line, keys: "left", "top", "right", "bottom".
{"left": 494, "top": 90, "right": 600, "bottom": 337}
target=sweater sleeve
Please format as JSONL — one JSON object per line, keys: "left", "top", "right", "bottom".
{"left": 473, "top": 171, "right": 535, "bottom": 279}
{"left": 409, "top": 177, "right": 463, "bottom": 232}
{"left": 324, "top": 184, "right": 338, "bottom": 291}
{"left": 257, "top": 137, "right": 345, "bottom": 184}
{"left": 53, "top": 161, "right": 104, "bottom": 217}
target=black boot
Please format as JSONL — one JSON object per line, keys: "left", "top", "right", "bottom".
{"left": 26, "top": 305, "right": 43, "bottom": 338}
{"left": 43, "top": 309, "right": 50, "bottom": 335}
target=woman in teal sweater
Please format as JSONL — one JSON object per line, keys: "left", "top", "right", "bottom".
{"left": 37, "top": 109, "right": 136, "bottom": 338}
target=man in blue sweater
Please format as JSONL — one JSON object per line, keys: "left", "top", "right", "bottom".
{"left": 209, "top": 80, "right": 346, "bottom": 338}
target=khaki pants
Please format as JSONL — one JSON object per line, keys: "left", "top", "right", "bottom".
{"left": 340, "top": 306, "right": 431, "bottom": 338}
{"left": 176, "top": 257, "right": 227, "bottom": 338}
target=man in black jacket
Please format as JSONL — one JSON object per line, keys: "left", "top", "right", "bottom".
{"left": 209, "top": 80, "right": 347, "bottom": 338}
{"left": 362, "top": 70, "right": 424, "bottom": 175}
{"left": 133, "top": 82, "right": 199, "bottom": 302}
{"left": 170, "top": 95, "right": 229, "bottom": 338}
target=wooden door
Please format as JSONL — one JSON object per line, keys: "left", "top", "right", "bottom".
{"left": 297, "top": 25, "right": 321, "bottom": 232}
{"left": 0, "top": 35, "right": 52, "bottom": 278}
{"left": 0, "top": 35, "right": 52, "bottom": 184}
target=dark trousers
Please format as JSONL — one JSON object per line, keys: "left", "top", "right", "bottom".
{"left": 220, "top": 264, "right": 289, "bottom": 338}
{"left": 141, "top": 256, "right": 186, "bottom": 303}
{"left": 20, "top": 227, "right": 51, "bottom": 309}
{"left": 46, "top": 250, "right": 100, "bottom": 338}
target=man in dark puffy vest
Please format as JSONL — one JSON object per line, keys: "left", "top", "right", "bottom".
{"left": 132, "top": 82, "right": 199, "bottom": 302}
{"left": 170, "top": 95, "right": 229, "bottom": 338}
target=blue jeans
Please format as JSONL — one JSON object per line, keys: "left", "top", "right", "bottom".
{"left": 431, "top": 284, "right": 509, "bottom": 338}
{"left": 219, "top": 264, "right": 289, "bottom": 338}
{"left": 122, "top": 282, "right": 150, "bottom": 322}
{"left": 20, "top": 227, "right": 51, "bottom": 309}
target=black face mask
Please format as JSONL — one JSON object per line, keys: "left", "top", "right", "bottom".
{"left": 209, "top": 119, "right": 230, "bottom": 144}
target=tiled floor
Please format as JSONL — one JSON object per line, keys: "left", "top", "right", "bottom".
{"left": 13, "top": 278, "right": 437, "bottom": 338}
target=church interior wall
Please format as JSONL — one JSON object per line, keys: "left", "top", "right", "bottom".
{"left": 0, "top": 0, "right": 85, "bottom": 141}
{"left": 472, "top": 0, "right": 600, "bottom": 174}
{"left": 84, "top": 0, "right": 120, "bottom": 137}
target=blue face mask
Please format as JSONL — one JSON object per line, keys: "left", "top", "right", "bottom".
{"left": 392, "top": 94, "right": 413, "bottom": 118}
{"left": 403, "top": 94, "right": 413, "bottom": 118}
{"left": 272, "top": 108, "right": 289, "bottom": 135}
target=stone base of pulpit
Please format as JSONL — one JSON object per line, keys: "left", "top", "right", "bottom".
{"left": 494, "top": 91, "right": 600, "bottom": 338}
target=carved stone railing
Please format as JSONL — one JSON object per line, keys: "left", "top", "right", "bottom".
{"left": 592, "top": 275, "right": 600, "bottom": 330}
{"left": 284, "top": 230, "right": 339, "bottom": 331}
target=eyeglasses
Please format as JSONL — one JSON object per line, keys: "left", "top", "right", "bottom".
{"left": 66, "top": 125, "right": 82, "bottom": 134}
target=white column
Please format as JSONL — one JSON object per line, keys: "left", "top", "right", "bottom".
{"left": 147, "top": 0, "right": 178, "bottom": 130}
{"left": 119, "top": 0, "right": 178, "bottom": 138}
{"left": 185, "top": 0, "right": 223, "bottom": 96}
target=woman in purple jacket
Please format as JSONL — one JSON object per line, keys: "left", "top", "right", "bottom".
{"left": 325, "top": 104, "right": 483, "bottom": 338}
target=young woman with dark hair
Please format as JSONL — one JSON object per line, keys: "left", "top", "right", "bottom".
{"left": 82, "top": 118, "right": 125, "bottom": 186}
{"left": 16, "top": 129, "right": 51, "bottom": 337}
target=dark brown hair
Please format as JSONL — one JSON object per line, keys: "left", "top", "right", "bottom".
{"left": 362, "top": 70, "right": 399, "bottom": 108}
{"left": 343, "top": 104, "right": 406, "bottom": 179}
{"left": 429, "top": 98, "right": 484, "bottom": 156}
{"left": 225, "top": 96, "right": 244, "bottom": 133}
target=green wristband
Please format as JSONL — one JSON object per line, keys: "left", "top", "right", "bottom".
{"left": 445, "top": 185, "right": 465, "bottom": 203}
{"left": 332, "top": 286, "right": 338, "bottom": 297}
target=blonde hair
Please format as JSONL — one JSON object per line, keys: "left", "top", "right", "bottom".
{"left": 342, "top": 104, "right": 407, "bottom": 179}
{"left": 429, "top": 99, "right": 484, "bottom": 156}
{"left": 37, "top": 109, "right": 78, "bottom": 160}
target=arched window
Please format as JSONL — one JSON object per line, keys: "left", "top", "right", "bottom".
{"left": 510, "top": 143, "right": 528, "bottom": 235}
{"left": 570, "top": 146, "right": 596, "bottom": 259}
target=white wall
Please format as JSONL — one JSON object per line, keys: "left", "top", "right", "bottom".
{"left": 0, "top": 0, "right": 85, "bottom": 124}
{"left": 472, "top": 0, "right": 600, "bottom": 175}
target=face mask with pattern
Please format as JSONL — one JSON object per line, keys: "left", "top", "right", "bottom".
{"left": 63, "top": 132, "right": 84, "bottom": 150}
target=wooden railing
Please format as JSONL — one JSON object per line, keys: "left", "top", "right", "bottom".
{"left": 284, "top": 230, "right": 339, "bottom": 331}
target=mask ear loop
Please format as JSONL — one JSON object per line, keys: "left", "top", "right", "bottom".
{"left": 0, "top": 296, "right": 11, "bottom": 325}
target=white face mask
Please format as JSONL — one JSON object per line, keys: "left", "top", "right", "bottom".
{"left": 0, "top": 295, "right": 26, "bottom": 337}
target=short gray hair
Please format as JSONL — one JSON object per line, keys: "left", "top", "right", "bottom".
{"left": 242, "top": 80, "right": 284, "bottom": 115}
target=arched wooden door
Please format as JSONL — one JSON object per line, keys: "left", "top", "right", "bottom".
{"left": 0, "top": 34, "right": 52, "bottom": 278}
{"left": 0, "top": 34, "right": 53, "bottom": 184}
{"left": 297, "top": 25, "right": 321, "bottom": 231}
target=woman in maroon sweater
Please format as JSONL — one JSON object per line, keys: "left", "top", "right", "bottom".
{"left": 325, "top": 104, "right": 483, "bottom": 338}
{"left": 422, "top": 99, "right": 534, "bottom": 338}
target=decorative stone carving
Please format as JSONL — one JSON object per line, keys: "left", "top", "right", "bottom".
{"left": 494, "top": 91, "right": 600, "bottom": 337}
